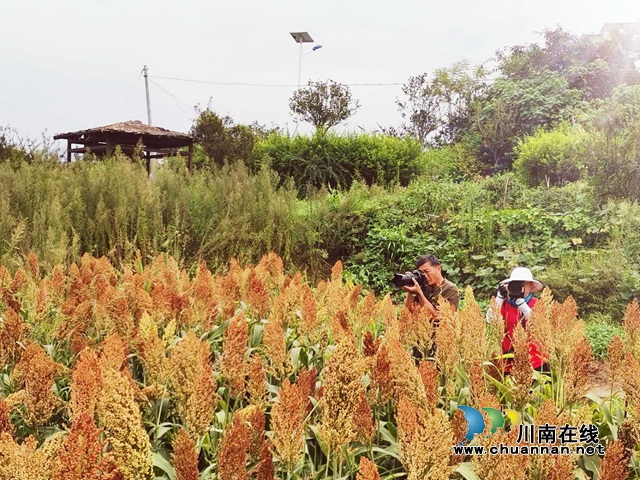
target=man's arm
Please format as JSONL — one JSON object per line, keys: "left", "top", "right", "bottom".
{"left": 404, "top": 291, "right": 414, "bottom": 311}
{"left": 441, "top": 283, "right": 460, "bottom": 312}
{"left": 402, "top": 279, "right": 436, "bottom": 315}
{"left": 420, "top": 294, "right": 439, "bottom": 317}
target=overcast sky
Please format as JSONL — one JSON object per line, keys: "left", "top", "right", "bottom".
{"left": 2, "top": 0, "right": 639, "bottom": 148}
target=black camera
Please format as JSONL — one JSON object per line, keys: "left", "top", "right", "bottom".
{"left": 507, "top": 280, "right": 525, "bottom": 299}
{"left": 392, "top": 269, "right": 426, "bottom": 288}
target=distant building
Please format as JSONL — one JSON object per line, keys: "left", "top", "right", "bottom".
{"left": 600, "top": 22, "right": 640, "bottom": 36}
{"left": 584, "top": 21, "right": 640, "bottom": 40}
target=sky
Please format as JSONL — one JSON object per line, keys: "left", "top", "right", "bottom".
{"left": 2, "top": 0, "right": 639, "bottom": 151}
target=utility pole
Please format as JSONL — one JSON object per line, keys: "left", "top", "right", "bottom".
{"left": 143, "top": 65, "right": 152, "bottom": 126}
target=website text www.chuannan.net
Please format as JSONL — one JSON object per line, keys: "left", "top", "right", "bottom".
{"left": 452, "top": 443, "right": 606, "bottom": 456}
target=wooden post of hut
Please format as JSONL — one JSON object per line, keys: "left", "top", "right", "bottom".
{"left": 54, "top": 121, "right": 194, "bottom": 174}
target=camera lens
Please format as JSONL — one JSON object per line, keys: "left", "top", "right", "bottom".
{"left": 508, "top": 281, "right": 524, "bottom": 298}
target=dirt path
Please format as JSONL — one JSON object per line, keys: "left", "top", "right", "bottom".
{"left": 586, "top": 359, "right": 622, "bottom": 398}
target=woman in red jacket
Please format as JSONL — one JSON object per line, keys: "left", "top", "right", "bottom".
{"left": 490, "top": 267, "right": 548, "bottom": 373}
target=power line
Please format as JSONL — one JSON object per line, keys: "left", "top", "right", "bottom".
{"left": 148, "top": 78, "right": 193, "bottom": 119}
{"left": 149, "top": 68, "right": 639, "bottom": 89}
{"left": 116, "top": 71, "right": 143, "bottom": 120}
{"left": 150, "top": 74, "right": 404, "bottom": 88}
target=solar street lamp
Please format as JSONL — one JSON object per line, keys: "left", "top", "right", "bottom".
{"left": 290, "top": 32, "right": 321, "bottom": 88}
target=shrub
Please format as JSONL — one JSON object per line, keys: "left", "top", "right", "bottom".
{"left": 593, "top": 84, "right": 640, "bottom": 133}
{"left": 344, "top": 177, "right": 608, "bottom": 298}
{"left": 250, "top": 131, "right": 424, "bottom": 193}
{"left": 538, "top": 246, "right": 639, "bottom": 319}
{"left": 513, "top": 124, "right": 588, "bottom": 187}
{"left": 585, "top": 315, "right": 624, "bottom": 359}
{"left": 419, "top": 141, "right": 483, "bottom": 181}
{"left": 418, "top": 147, "right": 456, "bottom": 179}
{"left": 584, "top": 124, "right": 640, "bottom": 202}
{"left": 581, "top": 85, "right": 640, "bottom": 202}
{"left": 0, "top": 126, "right": 60, "bottom": 167}
{"left": 1, "top": 154, "right": 639, "bottom": 316}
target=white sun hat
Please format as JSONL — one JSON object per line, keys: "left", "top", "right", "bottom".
{"left": 502, "top": 267, "right": 543, "bottom": 292}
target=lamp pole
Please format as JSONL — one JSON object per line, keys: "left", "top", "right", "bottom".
{"left": 298, "top": 44, "right": 324, "bottom": 88}
{"left": 298, "top": 39, "right": 303, "bottom": 89}
{"left": 290, "top": 31, "right": 315, "bottom": 89}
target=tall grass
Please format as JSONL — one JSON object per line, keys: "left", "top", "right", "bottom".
{"left": 0, "top": 157, "right": 324, "bottom": 275}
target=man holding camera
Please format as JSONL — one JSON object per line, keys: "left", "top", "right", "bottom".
{"left": 400, "top": 254, "right": 459, "bottom": 318}
{"left": 395, "top": 254, "right": 458, "bottom": 362}
{"left": 490, "top": 267, "right": 547, "bottom": 372}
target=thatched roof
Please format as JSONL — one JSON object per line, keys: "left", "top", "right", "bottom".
{"left": 54, "top": 120, "right": 192, "bottom": 142}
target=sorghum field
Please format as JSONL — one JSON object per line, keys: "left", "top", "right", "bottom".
{"left": 0, "top": 251, "right": 639, "bottom": 480}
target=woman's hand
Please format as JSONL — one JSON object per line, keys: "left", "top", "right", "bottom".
{"left": 498, "top": 281, "right": 508, "bottom": 298}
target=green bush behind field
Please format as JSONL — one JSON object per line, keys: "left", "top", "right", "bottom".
{"left": 585, "top": 315, "right": 625, "bottom": 359}
{"left": 249, "top": 131, "right": 425, "bottom": 192}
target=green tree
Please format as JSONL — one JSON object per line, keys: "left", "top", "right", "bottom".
{"left": 475, "top": 98, "right": 518, "bottom": 169}
{"left": 593, "top": 84, "right": 640, "bottom": 133}
{"left": 397, "top": 61, "right": 487, "bottom": 146}
{"left": 585, "top": 85, "right": 640, "bottom": 200}
{"left": 487, "top": 72, "right": 586, "bottom": 136}
{"left": 190, "top": 106, "right": 259, "bottom": 168}
{"left": 289, "top": 80, "right": 360, "bottom": 131}
{"left": 396, "top": 73, "right": 440, "bottom": 146}
{"left": 495, "top": 27, "right": 640, "bottom": 100}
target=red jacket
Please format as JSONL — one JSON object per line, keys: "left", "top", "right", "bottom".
{"left": 501, "top": 297, "right": 547, "bottom": 371}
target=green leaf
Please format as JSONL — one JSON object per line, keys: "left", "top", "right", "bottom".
{"left": 250, "top": 323, "right": 264, "bottom": 347}
{"left": 215, "top": 410, "right": 226, "bottom": 425}
{"left": 290, "top": 347, "right": 302, "bottom": 369}
{"left": 371, "top": 445, "right": 402, "bottom": 462}
{"left": 584, "top": 392, "right": 603, "bottom": 406}
{"left": 475, "top": 267, "right": 494, "bottom": 277}
{"left": 456, "top": 462, "right": 480, "bottom": 480}
{"left": 153, "top": 422, "right": 175, "bottom": 441}
{"left": 377, "top": 421, "right": 398, "bottom": 444}
{"left": 583, "top": 454, "right": 600, "bottom": 480}
{"left": 153, "top": 452, "right": 176, "bottom": 480}
{"left": 308, "top": 425, "right": 329, "bottom": 456}
{"left": 574, "top": 469, "right": 590, "bottom": 480}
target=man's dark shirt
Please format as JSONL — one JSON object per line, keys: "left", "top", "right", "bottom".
{"left": 411, "top": 278, "right": 459, "bottom": 363}
{"left": 415, "top": 278, "right": 460, "bottom": 313}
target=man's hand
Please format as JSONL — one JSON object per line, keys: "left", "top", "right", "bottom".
{"left": 498, "top": 282, "right": 508, "bottom": 298}
{"left": 402, "top": 278, "right": 422, "bottom": 295}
